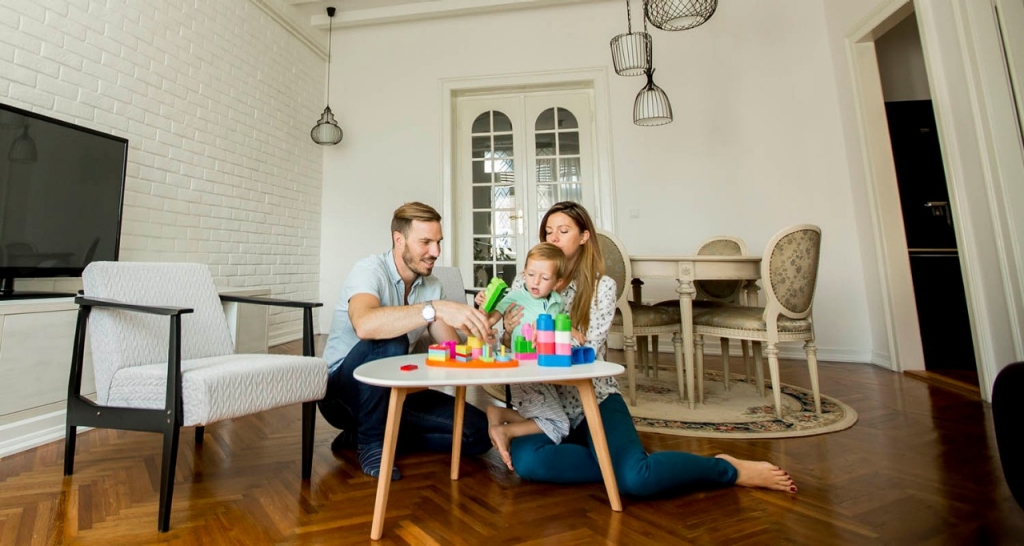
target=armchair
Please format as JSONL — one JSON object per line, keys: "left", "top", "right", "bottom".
{"left": 63, "top": 262, "right": 328, "bottom": 532}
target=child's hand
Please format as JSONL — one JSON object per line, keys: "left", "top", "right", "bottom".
{"left": 474, "top": 290, "right": 487, "bottom": 308}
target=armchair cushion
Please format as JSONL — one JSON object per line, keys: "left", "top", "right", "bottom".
{"left": 107, "top": 353, "right": 328, "bottom": 426}
{"left": 612, "top": 301, "right": 681, "bottom": 328}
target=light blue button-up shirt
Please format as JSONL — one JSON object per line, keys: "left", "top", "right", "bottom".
{"left": 323, "top": 249, "right": 445, "bottom": 371}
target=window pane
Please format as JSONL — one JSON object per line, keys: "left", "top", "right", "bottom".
{"left": 493, "top": 184, "right": 516, "bottom": 209}
{"left": 472, "top": 186, "right": 492, "bottom": 208}
{"left": 535, "top": 132, "right": 555, "bottom": 156}
{"left": 493, "top": 111, "right": 512, "bottom": 132}
{"left": 493, "top": 134, "right": 513, "bottom": 158}
{"left": 559, "top": 157, "right": 580, "bottom": 182}
{"left": 473, "top": 211, "right": 491, "bottom": 235}
{"left": 494, "top": 237, "right": 516, "bottom": 262}
{"left": 496, "top": 163, "right": 516, "bottom": 185}
{"left": 559, "top": 131, "right": 580, "bottom": 155}
{"left": 536, "top": 158, "right": 555, "bottom": 183}
{"left": 472, "top": 136, "right": 490, "bottom": 159}
{"left": 473, "top": 263, "right": 492, "bottom": 288}
{"left": 497, "top": 264, "right": 518, "bottom": 286}
{"left": 472, "top": 113, "right": 490, "bottom": 134}
{"left": 535, "top": 108, "right": 555, "bottom": 131}
{"left": 472, "top": 160, "right": 490, "bottom": 183}
{"left": 556, "top": 108, "right": 578, "bottom": 129}
{"left": 537, "top": 184, "right": 555, "bottom": 211}
{"left": 494, "top": 210, "right": 514, "bottom": 235}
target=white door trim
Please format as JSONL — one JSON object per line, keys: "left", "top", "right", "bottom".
{"left": 439, "top": 67, "right": 617, "bottom": 268}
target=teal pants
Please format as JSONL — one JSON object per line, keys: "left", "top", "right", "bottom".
{"left": 508, "top": 393, "right": 738, "bottom": 497}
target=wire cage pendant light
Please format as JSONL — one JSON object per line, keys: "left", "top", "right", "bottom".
{"left": 633, "top": 68, "right": 673, "bottom": 126}
{"left": 645, "top": 0, "right": 718, "bottom": 32}
{"left": 310, "top": 7, "right": 343, "bottom": 146}
{"left": 610, "top": 0, "right": 651, "bottom": 77}
{"left": 8, "top": 123, "right": 37, "bottom": 163}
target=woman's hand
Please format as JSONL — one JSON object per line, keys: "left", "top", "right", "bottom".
{"left": 502, "top": 303, "right": 524, "bottom": 336}
{"left": 570, "top": 327, "right": 586, "bottom": 345}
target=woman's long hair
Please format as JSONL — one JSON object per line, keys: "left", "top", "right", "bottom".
{"left": 538, "top": 202, "right": 605, "bottom": 332}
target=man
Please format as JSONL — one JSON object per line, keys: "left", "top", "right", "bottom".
{"left": 318, "top": 202, "right": 494, "bottom": 479}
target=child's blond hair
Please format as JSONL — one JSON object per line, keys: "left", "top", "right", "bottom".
{"left": 525, "top": 243, "right": 567, "bottom": 281}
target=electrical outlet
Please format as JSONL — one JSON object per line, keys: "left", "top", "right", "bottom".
{"left": 629, "top": 208, "right": 640, "bottom": 219}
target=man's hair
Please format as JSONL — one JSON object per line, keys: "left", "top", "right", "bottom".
{"left": 526, "top": 242, "right": 567, "bottom": 281}
{"left": 391, "top": 202, "right": 442, "bottom": 238}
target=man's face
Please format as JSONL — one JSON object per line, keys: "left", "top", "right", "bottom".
{"left": 397, "top": 220, "right": 442, "bottom": 277}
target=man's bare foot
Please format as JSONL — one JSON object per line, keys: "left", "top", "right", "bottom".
{"left": 716, "top": 454, "right": 797, "bottom": 493}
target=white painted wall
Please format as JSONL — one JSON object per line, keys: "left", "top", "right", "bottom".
{"left": 320, "top": 1, "right": 876, "bottom": 363}
{"left": 876, "top": 15, "right": 931, "bottom": 102}
{"left": 0, "top": 0, "right": 324, "bottom": 344}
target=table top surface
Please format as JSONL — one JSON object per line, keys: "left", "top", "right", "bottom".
{"left": 353, "top": 353, "right": 625, "bottom": 388}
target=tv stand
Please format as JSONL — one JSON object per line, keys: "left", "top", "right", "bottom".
{"left": 0, "top": 278, "right": 76, "bottom": 300}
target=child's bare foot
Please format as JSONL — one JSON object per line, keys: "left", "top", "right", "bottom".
{"left": 716, "top": 454, "right": 796, "bottom": 493}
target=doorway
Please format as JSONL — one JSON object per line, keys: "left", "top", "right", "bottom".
{"left": 875, "top": 13, "right": 979, "bottom": 389}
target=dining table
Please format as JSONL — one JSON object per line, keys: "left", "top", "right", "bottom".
{"left": 628, "top": 255, "right": 762, "bottom": 408}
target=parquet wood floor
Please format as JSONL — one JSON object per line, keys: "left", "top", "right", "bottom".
{"left": 1, "top": 338, "right": 1021, "bottom": 545}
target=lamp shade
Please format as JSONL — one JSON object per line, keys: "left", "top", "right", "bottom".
{"left": 610, "top": 32, "right": 651, "bottom": 76}
{"left": 633, "top": 69, "right": 673, "bottom": 126}
{"left": 645, "top": 0, "right": 718, "bottom": 31}
{"left": 8, "top": 125, "right": 37, "bottom": 163}
{"left": 311, "top": 106, "right": 343, "bottom": 145}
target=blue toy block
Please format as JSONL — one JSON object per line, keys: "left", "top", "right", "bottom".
{"left": 538, "top": 354, "right": 572, "bottom": 367}
{"left": 571, "top": 346, "right": 595, "bottom": 364}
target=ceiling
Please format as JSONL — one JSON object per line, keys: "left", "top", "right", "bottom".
{"left": 260, "top": 0, "right": 611, "bottom": 52}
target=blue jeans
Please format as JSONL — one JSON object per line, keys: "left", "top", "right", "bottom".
{"left": 508, "top": 393, "right": 738, "bottom": 497}
{"left": 317, "top": 336, "right": 491, "bottom": 456}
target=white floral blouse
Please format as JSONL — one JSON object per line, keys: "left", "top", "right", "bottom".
{"left": 503, "top": 273, "right": 620, "bottom": 443}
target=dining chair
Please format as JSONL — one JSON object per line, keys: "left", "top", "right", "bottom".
{"left": 692, "top": 225, "right": 822, "bottom": 418}
{"left": 598, "top": 231, "right": 685, "bottom": 406}
{"left": 64, "top": 262, "right": 328, "bottom": 532}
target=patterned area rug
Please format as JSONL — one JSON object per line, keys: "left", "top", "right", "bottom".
{"left": 482, "top": 370, "right": 857, "bottom": 439}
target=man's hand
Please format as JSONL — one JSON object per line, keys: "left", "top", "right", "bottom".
{"left": 434, "top": 299, "right": 495, "bottom": 343}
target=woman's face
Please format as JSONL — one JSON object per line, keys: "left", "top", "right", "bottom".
{"left": 543, "top": 212, "right": 589, "bottom": 262}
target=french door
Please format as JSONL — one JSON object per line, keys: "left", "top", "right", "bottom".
{"left": 455, "top": 90, "right": 595, "bottom": 289}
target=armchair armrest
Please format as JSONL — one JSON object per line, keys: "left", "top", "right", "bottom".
{"left": 75, "top": 295, "right": 194, "bottom": 316}
{"left": 219, "top": 294, "right": 323, "bottom": 309}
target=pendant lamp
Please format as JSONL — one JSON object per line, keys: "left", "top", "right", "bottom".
{"left": 8, "top": 123, "right": 37, "bottom": 163}
{"left": 609, "top": 0, "right": 651, "bottom": 77}
{"left": 310, "top": 7, "right": 343, "bottom": 146}
{"left": 633, "top": 68, "right": 673, "bottom": 126}
{"left": 645, "top": 0, "right": 718, "bottom": 32}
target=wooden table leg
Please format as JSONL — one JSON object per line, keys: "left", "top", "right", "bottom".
{"left": 676, "top": 279, "right": 696, "bottom": 409}
{"left": 572, "top": 380, "right": 622, "bottom": 512}
{"left": 451, "top": 386, "right": 466, "bottom": 480}
{"left": 370, "top": 387, "right": 407, "bottom": 541}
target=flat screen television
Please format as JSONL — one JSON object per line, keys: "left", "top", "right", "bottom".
{"left": 0, "top": 102, "right": 127, "bottom": 300}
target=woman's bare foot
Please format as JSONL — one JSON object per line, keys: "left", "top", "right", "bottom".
{"left": 486, "top": 406, "right": 514, "bottom": 471}
{"left": 716, "top": 454, "right": 797, "bottom": 493}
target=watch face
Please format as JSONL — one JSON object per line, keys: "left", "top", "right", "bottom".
{"left": 423, "top": 301, "right": 435, "bottom": 322}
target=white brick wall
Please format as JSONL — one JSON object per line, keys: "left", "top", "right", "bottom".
{"left": 0, "top": 0, "right": 325, "bottom": 345}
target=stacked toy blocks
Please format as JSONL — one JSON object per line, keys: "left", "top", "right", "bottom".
{"left": 426, "top": 336, "right": 517, "bottom": 368}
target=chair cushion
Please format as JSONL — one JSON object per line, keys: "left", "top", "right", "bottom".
{"left": 106, "top": 353, "right": 328, "bottom": 426}
{"left": 612, "top": 301, "right": 681, "bottom": 328}
{"left": 692, "top": 305, "right": 812, "bottom": 333}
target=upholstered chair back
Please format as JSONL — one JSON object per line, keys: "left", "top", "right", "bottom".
{"left": 696, "top": 236, "right": 748, "bottom": 302}
{"left": 83, "top": 262, "right": 236, "bottom": 404}
{"left": 763, "top": 225, "right": 822, "bottom": 318}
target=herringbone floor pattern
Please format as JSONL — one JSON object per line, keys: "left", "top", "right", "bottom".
{"left": 1, "top": 339, "right": 1021, "bottom": 544}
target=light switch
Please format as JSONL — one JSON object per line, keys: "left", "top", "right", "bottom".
{"left": 629, "top": 208, "right": 640, "bottom": 219}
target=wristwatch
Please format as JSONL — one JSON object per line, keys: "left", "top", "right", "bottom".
{"left": 421, "top": 300, "right": 436, "bottom": 323}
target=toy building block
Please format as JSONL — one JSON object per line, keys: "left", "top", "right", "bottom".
{"left": 495, "top": 345, "right": 512, "bottom": 362}
{"left": 442, "top": 340, "right": 457, "bottom": 359}
{"left": 536, "top": 313, "right": 571, "bottom": 367}
{"left": 427, "top": 344, "right": 450, "bottom": 361}
{"left": 480, "top": 277, "right": 510, "bottom": 313}
{"left": 571, "top": 346, "right": 596, "bottom": 364}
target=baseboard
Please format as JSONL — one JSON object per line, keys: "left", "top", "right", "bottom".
{"left": 0, "top": 409, "right": 89, "bottom": 459}
{"left": 607, "top": 333, "right": 871, "bottom": 363}
{"left": 871, "top": 350, "right": 893, "bottom": 369}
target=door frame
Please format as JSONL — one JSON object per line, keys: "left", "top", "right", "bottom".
{"left": 847, "top": 0, "right": 1024, "bottom": 400}
{"left": 440, "top": 68, "right": 617, "bottom": 271}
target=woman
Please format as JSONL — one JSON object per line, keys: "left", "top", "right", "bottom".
{"left": 484, "top": 201, "right": 796, "bottom": 497}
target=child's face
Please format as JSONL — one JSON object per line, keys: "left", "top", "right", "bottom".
{"left": 524, "top": 259, "right": 559, "bottom": 299}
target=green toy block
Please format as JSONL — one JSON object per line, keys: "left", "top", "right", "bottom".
{"left": 481, "top": 277, "right": 509, "bottom": 313}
